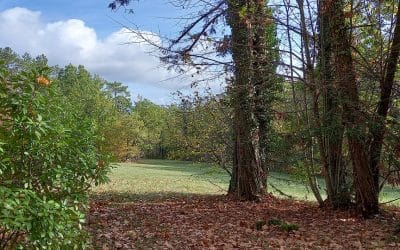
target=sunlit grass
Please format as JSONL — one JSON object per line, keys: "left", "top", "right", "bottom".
{"left": 91, "top": 159, "right": 400, "bottom": 205}
{"left": 91, "top": 160, "right": 229, "bottom": 201}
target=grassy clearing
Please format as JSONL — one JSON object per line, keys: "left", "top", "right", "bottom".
{"left": 91, "top": 159, "right": 400, "bottom": 205}
{"left": 91, "top": 160, "right": 230, "bottom": 201}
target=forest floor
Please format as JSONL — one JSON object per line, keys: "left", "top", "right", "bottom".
{"left": 88, "top": 160, "right": 400, "bottom": 249}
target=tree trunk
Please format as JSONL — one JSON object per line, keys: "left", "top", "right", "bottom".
{"left": 297, "top": 0, "right": 324, "bottom": 206}
{"left": 369, "top": 1, "right": 400, "bottom": 192}
{"left": 318, "top": 0, "right": 350, "bottom": 208}
{"left": 326, "top": 0, "right": 379, "bottom": 217}
{"left": 227, "top": 0, "right": 265, "bottom": 200}
{"left": 252, "top": 0, "right": 275, "bottom": 188}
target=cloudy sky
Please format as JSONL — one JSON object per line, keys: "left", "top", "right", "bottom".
{"left": 0, "top": 0, "right": 211, "bottom": 104}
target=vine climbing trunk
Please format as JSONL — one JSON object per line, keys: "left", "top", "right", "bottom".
{"left": 227, "top": 0, "right": 265, "bottom": 200}
{"left": 252, "top": 0, "right": 276, "bottom": 188}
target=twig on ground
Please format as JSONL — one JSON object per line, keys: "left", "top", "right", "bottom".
{"left": 270, "top": 183, "right": 294, "bottom": 199}
{"left": 381, "top": 197, "right": 400, "bottom": 204}
{"left": 206, "top": 180, "right": 226, "bottom": 192}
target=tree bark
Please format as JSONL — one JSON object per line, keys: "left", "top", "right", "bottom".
{"left": 369, "top": 1, "right": 400, "bottom": 192}
{"left": 318, "top": 0, "right": 350, "bottom": 208}
{"left": 227, "top": 0, "right": 265, "bottom": 200}
{"left": 326, "top": 0, "right": 379, "bottom": 217}
{"left": 252, "top": 0, "right": 275, "bottom": 188}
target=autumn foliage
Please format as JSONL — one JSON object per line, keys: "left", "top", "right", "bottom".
{"left": 89, "top": 195, "right": 400, "bottom": 249}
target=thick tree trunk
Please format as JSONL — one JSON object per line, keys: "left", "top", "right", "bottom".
{"left": 326, "top": 0, "right": 379, "bottom": 217}
{"left": 369, "top": 1, "right": 400, "bottom": 192}
{"left": 227, "top": 0, "right": 265, "bottom": 200}
{"left": 318, "top": 0, "right": 350, "bottom": 208}
{"left": 252, "top": 0, "right": 274, "bottom": 188}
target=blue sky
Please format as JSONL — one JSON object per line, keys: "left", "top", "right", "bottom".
{"left": 0, "top": 0, "right": 184, "bottom": 38}
{"left": 0, "top": 0, "right": 202, "bottom": 104}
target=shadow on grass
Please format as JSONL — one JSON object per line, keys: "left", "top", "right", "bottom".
{"left": 137, "top": 159, "right": 194, "bottom": 166}
{"left": 120, "top": 160, "right": 230, "bottom": 182}
{"left": 90, "top": 191, "right": 223, "bottom": 203}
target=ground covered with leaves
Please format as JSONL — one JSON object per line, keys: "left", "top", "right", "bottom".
{"left": 88, "top": 195, "right": 400, "bottom": 249}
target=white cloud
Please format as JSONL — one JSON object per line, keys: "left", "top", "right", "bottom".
{"left": 0, "top": 8, "right": 185, "bottom": 93}
{"left": 0, "top": 7, "right": 227, "bottom": 104}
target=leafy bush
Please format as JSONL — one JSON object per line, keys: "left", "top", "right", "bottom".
{"left": 267, "top": 218, "right": 283, "bottom": 226}
{"left": 0, "top": 62, "right": 111, "bottom": 248}
{"left": 279, "top": 222, "right": 299, "bottom": 232}
{"left": 0, "top": 187, "right": 88, "bottom": 249}
{"left": 267, "top": 218, "right": 299, "bottom": 232}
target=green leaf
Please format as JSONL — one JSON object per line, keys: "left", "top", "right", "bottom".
{"left": 35, "top": 131, "right": 41, "bottom": 139}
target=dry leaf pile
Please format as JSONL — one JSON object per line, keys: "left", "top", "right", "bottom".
{"left": 88, "top": 195, "right": 400, "bottom": 249}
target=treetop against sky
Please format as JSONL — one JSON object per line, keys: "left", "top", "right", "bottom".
{"left": 0, "top": 0, "right": 217, "bottom": 104}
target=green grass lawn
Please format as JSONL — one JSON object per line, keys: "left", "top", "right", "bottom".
{"left": 91, "top": 159, "right": 400, "bottom": 205}
{"left": 91, "top": 160, "right": 230, "bottom": 201}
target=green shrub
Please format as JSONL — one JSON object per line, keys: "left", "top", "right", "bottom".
{"left": 279, "top": 222, "right": 299, "bottom": 232}
{"left": 0, "top": 62, "right": 111, "bottom": 248}
{"left": 268, "top": 218, "right": 283, "bottom": 226}
{"left": 0, "top": 187, "right": 88, "bottom": 249}
{"left": 255, "top": 219, "right": 267, "bottom": 231}
{"left": 267, "top": 218, "right": 299, "bottom": 232}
